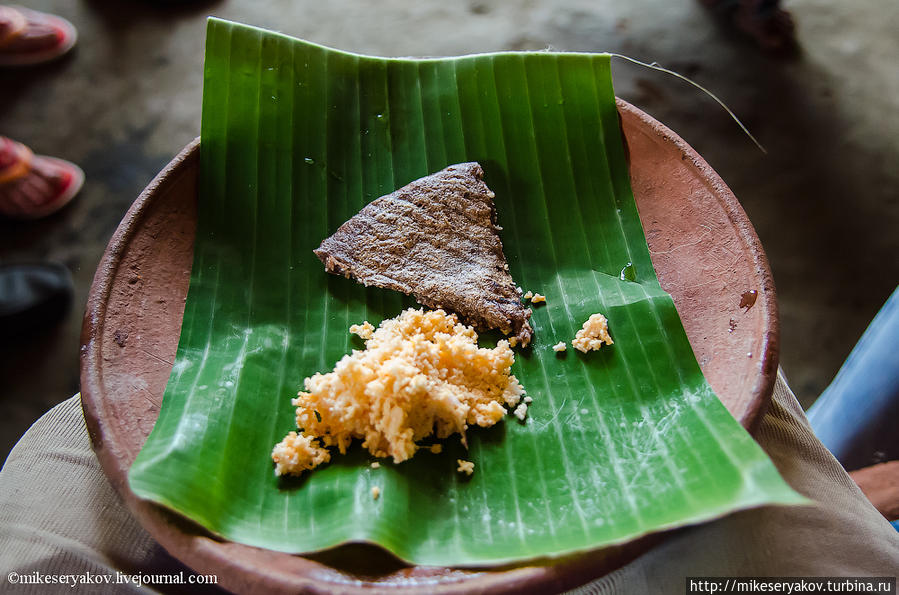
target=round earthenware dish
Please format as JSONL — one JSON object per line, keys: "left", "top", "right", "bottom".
{"left": 80, "top": 99, "right": 778, "bottom": 594}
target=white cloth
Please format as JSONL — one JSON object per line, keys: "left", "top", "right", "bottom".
{"left": 1, "top": 371, "right": 897, "bottom": 594}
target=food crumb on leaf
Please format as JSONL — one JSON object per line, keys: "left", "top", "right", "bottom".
{"left": 457, "top": 459, "right": 475, "bottom": 476}
{"left": 572, "top": 313, "right": 613, "bottom": 353}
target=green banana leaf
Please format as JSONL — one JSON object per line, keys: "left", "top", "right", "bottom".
{"left": 129, "top": 18, "right": 804, "bottom": 566}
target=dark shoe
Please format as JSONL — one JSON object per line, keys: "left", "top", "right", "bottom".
{"left": 0, "top": 261, "right": 73, "bottom": 338}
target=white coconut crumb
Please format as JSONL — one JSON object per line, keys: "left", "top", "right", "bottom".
{"left": 524, "top": 396, "right": 533, "bottom": 404}
{"left": 552, "top": 341, "right": 567, "bottom": 352}
{"left": 513, "top": 403, "right": 528, "bottom": 421}
{"left": 371, "top": 461, "right": 380, "bottom": 469}
{"left": 572, "top": 313, "right": 614, "bottom": 353}
{"left": 371, "top": 486, "right": 380, "bottom": 500}
{"left": 530, "top": 293, "right": 546, "bottom": 304}
{"left": 516, "top": 286, "right": 523, "bottom": 295}
{"left": 349, "top": 321, "right": 375, "bottom": 340}
{"left": 457, "top": 459, "right": 475, "bottom": 475}
{"left": 523, "top": 290, "right": 534, "bottom": 300}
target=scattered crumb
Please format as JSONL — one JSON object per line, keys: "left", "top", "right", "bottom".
{"left": 457, "top": 459, "right": 475, "bottom": 475}
{"left": 272, "top": 308, "right": 525, "bottom": 476}
{"left": 349, "top": 321, "right": 375, "bottom": 340}
{"left": 572, "top": 313, "right": 614, "bottom": 353}
{"left": 371, "top": 486, "right": 380, "bottom": 500}
{"left": 509, "top": 336, "right": 518, "bottom": 347}
{"left": 530, "top": 293, "right": 546, "bottom": 304}
{"left": 271, "top": 432, "right": 331, "bottom": 475}
{"left": 524, "top": 396, "right": 533, "bottom": 404}
{"left": 430, "top": 444, "right": 443, "bottom": 454}
{"left": 552, "top": 341, "right": 567, "bottom": 352}
{"left": 516, "top": 286, "right": 523, "bottom": 295}
{"left": 523, "top": 290, "right": 534, "bottom": 300}
{"left": 513, "top": 403, "right": 528, "bottom": 421}
{"left": 371, "top": 461, "right": 380, "bottom": 469}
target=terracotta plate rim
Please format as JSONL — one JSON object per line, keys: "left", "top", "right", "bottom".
{"left": 616, "top": 99, "right": 778, "bottom": 431}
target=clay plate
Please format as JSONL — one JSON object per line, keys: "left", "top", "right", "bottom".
{"left": 80, "top": 99, "right": 778, "bottom": 594}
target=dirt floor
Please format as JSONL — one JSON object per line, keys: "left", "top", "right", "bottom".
{"left": 1, "top": 0, "right": 897, "bottom": 464}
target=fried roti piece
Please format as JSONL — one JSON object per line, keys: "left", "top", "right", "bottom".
{"left": 314, "top": 162, "right": 533, "bottom": 345}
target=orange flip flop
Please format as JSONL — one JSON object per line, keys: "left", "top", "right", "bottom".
{"left": 0, "top": 5, "right": 77, "bottom": 67}
{"left": 0, "top": 137, "right": 84, "bottom": 219}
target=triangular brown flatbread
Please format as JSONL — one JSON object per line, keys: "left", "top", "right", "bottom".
{"left": 314, "top": 162, "right": 533, "bottom": 345}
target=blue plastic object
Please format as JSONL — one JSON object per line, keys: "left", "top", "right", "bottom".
{"left": 807, "top": 286, "right": 899, "bottom": 471}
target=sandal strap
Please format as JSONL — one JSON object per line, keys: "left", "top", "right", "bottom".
{"left": 0, "top": 138, "right": 33, "bottom": 185}
{"left": 0, "top": 6, "right": 27, "bottom": 49}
